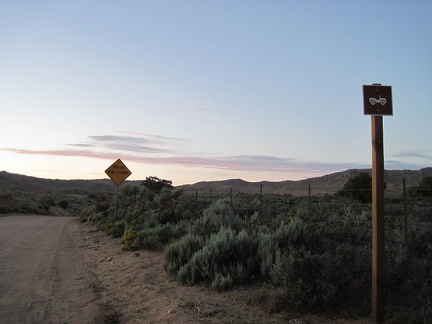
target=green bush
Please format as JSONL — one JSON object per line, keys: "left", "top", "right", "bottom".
{"left": 212, "top": 273, "right": 234, "bottom": 291}
{"left": 411, "top": 176, "right": 432, "bottom": 197}
{"left": 176, "top": 227, "right": 259, "bottom": 287}
{"left": 192, "top": 199, "right": 243, "bottom": 237}
{"left": 274, "top": 216, "right": 320, "bottom": 252}
{"left": 80, "top": 177, "right": 432, "bottom": 318}
{"left": 257, "top": 229, "right": 276, "bottom": 278}
{"left": 337, "top": 172, "right": 373, "bottom": 203}
{"left": 155, "top": 187, "right": 184, "bottom": 224}
{"left": 165, "top": 234, "right": 205, "bottom": 273}
{"left": 100, "top": 220, "right": 125, "bottom": 238}
{"left": 139, "top": 230, "right": 159, "bottom": 250}
{"left": 321, "top": 244, "right": 371, "bottom": 300}
{"left": 121, "top": 228, "right": 142, "bottom": 251}
{"left": 271, "top": 248, "right": 337, "bottom": 311}
{"left": 121, "top": 228, "right": 161, "bottom": 251}
{"left": 142, "top": 176, "right": 173, "bottom": 193}
{"left": 155, "top": 221, "right": 188, "bottom": 243}
{"left": 386, "top": 228, "right": 410, "bottom": 288}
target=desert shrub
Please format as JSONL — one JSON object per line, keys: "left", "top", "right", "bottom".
{"left": 274, "top": 216, "right": 320, "bottom": 252}
{"left": 192, "top": 199, "right": 243, "bottom": 237}
{"left": 271, "top": 248, "right": 337, "bottom": 311}
{"left": 324, "top": 209, "right": 371, "bottom": 246}
{"left": 386, "top": 228, "right": 411, "bottom": 288}
{"left": 257, "top": 230, "right": 276, "bottom": 278}
{"left": 80, "top": 205, "right": 108, "bottom": 224}
{"left": 155, "top": 187, "right": 184, "bottom": 224}
{"left": 140, "top": 221, "right": 188, "bottom": 246}
{"left": 256, "top": 215, "right": 321, "bottom": 280}
{"left": 176, "top": 227, "right": 259, "bottom": 287}
{"left": 407, "top": 213, "right": 432, "bottom": 254}
{"left": 118, "top": 183, "right": 154, "bottom": 221}
{"left": 100, "top": 220, "right": 126, "bottom": 238}
{"left": 139, "top": 229, "right": 159, "bottom": 250}
{"left": 59, "top": 200, "right": 69, "bottom": 209}
{"left": 337, "top": 172, "right": 373, "bottom": 203}
{"left": 121, "top": 227, "right": 161, "bottom": 251}
{"left": 411, "top": 176, "right": 432, "bottom": 197}
{"left": 321, "top": 244, "right": 371, "bottom": 299}
{"left": 142, "top": 176, "right": 173, "bottom": 193}
{"left": 165, "top": 233, "right": 206, "bottom": 273}
{"left": 80, "top": 205, "right": 95, "bottom": 222}
{"left": 121, "top": 228, "right": 141, "bottom": 251}
{"left": 212, "top": 273, "right": 234, "bottom": 291}
{"left": 270, "top": 240, "right": 373, "bottom": 312}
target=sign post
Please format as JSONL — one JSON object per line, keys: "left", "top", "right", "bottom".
{"left": 105, "top": 159, "right": 132, "bottom": 220}
{"left": 363, "top": 84, "right": 392, "bottom": 324}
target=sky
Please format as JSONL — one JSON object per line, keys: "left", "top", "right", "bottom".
{"left": 1, "top": 1, "right": 431, "bottom": 186}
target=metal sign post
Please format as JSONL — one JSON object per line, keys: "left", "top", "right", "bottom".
{"left": 363, "top": 84, "right": 393, "bottom": 324}
{"left": 115, "top": 185, "right": 119, "bottom": 220}
{"left": 105, "top": 159, "right": 132, "bottom": 220}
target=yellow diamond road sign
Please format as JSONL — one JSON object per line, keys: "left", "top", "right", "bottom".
{"left": 105, "top": 159, "right": 132, "bottom": 186}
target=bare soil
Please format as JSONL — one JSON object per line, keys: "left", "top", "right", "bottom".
{"left": 76, "top": 221, "right": 371, "bottom": 324}
{"left": 0, "top": 215, "right": 371, "bottom": 323}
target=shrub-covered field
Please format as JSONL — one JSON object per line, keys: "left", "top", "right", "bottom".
{"left": 81, "top": 176, "right": 432, "bottom": 322}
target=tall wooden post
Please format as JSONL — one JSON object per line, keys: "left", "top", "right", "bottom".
{"left": 371, "top": 115, "right": 385, "bottom": 323}
{"left": 364, "top": 83, "right": 392, "bottom": 323}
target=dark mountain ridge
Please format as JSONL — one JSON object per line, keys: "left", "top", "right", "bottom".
{"left": 1, "top": 168, "right": 431, "bottom": 197}
{"left": 0, "top": 171, "right": 115, "bottom": 194}
{"left": 178, "top": 168, "right": 432, "bottom": 196}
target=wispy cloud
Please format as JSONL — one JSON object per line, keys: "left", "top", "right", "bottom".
{"left": 386, "top": 150, "right": 432, "bottom": 169}
{"left": 143, "top": 106, "right": 226, "bottom": 114}
{"left": 2, "top": 133, "right": 428, "bottom": 176}
{"left": 390, "top": 150, "right": 432, "bottom": 160}
{"left": 1, "top": 147, "right": 367, "bottom": 174}
{"left": 67, "top": 133, "right": 185, "bottom": 154}
{"left": 194, "top": 107, "right": 226, "bottom": 113}
{"left": 385, "top": 160, "right": 429, "bottom": 170}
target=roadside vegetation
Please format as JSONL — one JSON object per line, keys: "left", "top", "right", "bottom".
{"left": 80, "top": 174, "right": 432, "bottom": 322}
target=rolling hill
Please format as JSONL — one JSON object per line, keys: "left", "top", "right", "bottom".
{"left": 1, "top": 167, "right": 431, "bottom": 198}
{"left": 178, "top": 168, "right": 432, "bottom": 196}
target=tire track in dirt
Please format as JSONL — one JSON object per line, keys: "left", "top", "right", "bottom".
{"left": 0, "top": 216, "right": 101, "bottom": 324}
{"left": 0, "top": 216, "right": 371, "bottom": 323}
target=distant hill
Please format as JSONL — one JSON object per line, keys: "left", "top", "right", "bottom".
{"left": 0, "top": 171, "right": 115, "bottom": 194}
{"left": 178, "top": 168, "right": 432, "bottom": 196}
{"left": 1, "top": 168, "right": 431, "bottom": 198}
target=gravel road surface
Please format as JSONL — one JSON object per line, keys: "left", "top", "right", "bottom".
{"left": 0, "top": 215, "right": 98, "bottom": 324}
{"left": 0, "top": 215, "right": 371, "bottom": 324}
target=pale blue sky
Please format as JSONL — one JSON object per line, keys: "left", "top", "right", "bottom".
{"left": 1, "top": 1, "right": 431, "bottom": 185}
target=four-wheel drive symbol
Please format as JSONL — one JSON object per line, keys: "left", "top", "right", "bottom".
{"left": 369, "top": 96, "right": 387, "bottom": 106}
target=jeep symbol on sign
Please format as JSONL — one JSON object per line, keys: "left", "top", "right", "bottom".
{"left": 369, "top": 96, "right": 387, "bottom": 106}
{"left": 363, "top": 84, "right": 393, "bottom": 115}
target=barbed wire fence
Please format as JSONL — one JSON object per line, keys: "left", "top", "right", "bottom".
{"left": 181, "top": 180, "right": 432, "bottom": 254}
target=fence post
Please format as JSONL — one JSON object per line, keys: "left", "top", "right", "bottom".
{"left": 403, "top": 178, "right": 408, "bottom": 245}
{"left": 308, "top": 184, "right": 311, "bottom": 218}
{"left": 230, "top": 188, "right": 233, "bottom": 207}
{"left": 260, "top": 184, "right": 263, "bottom": 217}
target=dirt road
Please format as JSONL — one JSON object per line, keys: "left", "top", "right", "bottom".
{"left": 0, "top": 215, "right": 99, "bottom": 324}
{"left": 0, "top": 216, "right": 370, "bottom": 323}
{"left": 0, "top": 215, "right": 289, "bottom": 324}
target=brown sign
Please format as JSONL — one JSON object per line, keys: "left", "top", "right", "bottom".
{"left": 363, "top": 85, "right": 393, "bottom": 116}
{"left": 105, "top": 159, "right": 132, "bottom": 186}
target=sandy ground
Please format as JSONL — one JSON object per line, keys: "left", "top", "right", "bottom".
{"left": 0, "top": 216, "right": 371, "bottom": 323}
{"left": 0, "top": 215, "right": 98, "bottom": 323}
